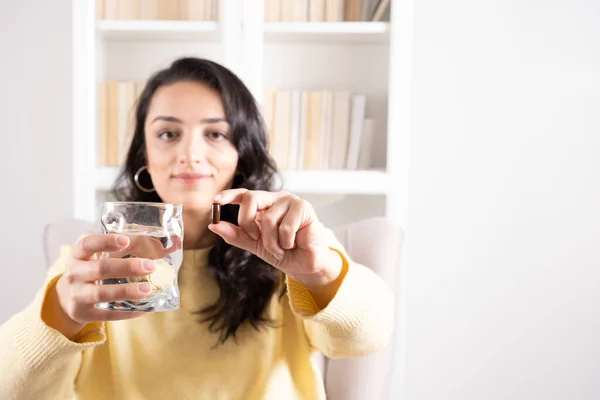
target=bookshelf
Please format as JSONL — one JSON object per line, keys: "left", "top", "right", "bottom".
{"left": 73, "top": 1, "right": 412, "bottom": 397}
{"left": 97, "top": 20, "right": 220, "bottom": 42}
{"left": 73, "top": 0, "right": 410, "bottom": 232}
{"left": 263, "top": 21, "right": 389, "bottom": 44}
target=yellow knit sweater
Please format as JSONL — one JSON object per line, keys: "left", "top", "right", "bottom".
{"left": 0, "top": 233, "right": 394, "bottom": 399}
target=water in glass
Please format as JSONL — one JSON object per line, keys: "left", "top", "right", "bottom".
{"left": 96, "top": 201, "right": 184, "bottom": 312}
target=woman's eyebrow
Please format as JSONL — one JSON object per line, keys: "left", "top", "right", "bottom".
{"left": 150, "top": 116, "right": 229, "bottom": 125}
{"left": 150, "top": 115, "right": 183, "bottom": 124}
{"left": 201, "top": 117, "right": 229, "bottom": 124}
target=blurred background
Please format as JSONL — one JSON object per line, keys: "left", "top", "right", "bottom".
{"left": 1, "top": 0, "right": 599, "bottom": 399}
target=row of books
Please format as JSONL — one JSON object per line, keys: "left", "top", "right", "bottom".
{"left": 96, "top": 0, "right": 219, "bottom": 21}
{"left": 263, "top": 89, "right": 375, "bottom": 171}
{"left": 264, "top": 0, "right": 390, "bottom": 22}
{"left": 96, "top": 82, "right": 376, "bottom": 171}
{"left": 96, "top": 0, "right": 389, "bottom": 23}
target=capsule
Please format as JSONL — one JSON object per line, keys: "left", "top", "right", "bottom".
{"left": 211, "top": 203, "right": 221, "bottom": 224}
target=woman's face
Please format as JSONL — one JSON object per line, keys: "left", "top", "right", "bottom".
{"left": 144, "top": 81, "right": 238, "bottom": 212}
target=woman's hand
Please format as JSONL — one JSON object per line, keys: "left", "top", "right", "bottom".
{"left": 44, "top": 234, "right": 158, "bottom": 340}
{"left": 208, "top": 189, "right": 346, "bottom": 308}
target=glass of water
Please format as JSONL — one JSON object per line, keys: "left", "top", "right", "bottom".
{"left": 96, "top": 201, "right": 184, "bottom": 312}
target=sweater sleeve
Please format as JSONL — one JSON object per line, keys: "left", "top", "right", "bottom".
{"left": 285, "top": 229, "right": 396, "bottom": 359}
{"left": 0, "top": 245, "right": 106, "bottom": 400}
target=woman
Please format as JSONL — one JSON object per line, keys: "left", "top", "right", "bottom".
{"left": 0, "top": 57, "right": 394, "bottom": 399}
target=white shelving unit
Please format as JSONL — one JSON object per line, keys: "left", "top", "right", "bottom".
{"left": 73, "top": 2, "right": 413, "bottom": 398}
{"left": 263, "top": 21, "right": 389, "bottom": 44}
{"left": 97, "top": 20, "right": 220, "bottom": 42}
{"left": 73, "top": 0, "right": 411, "bottom": 230}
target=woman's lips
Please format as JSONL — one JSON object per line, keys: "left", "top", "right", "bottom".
{"left": 172, "top": 172, "right": 212, "bottom": 184}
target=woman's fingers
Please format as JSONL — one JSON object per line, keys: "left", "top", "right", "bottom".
{"left": 236, "top": 191, "right": 261, "bottom": 241}
{"left": 211, "top": 190, "right": 320, "bottom": 264}
{"left": 260, "top": 199, "right": 290, "bottom": 260}
{"left": 109, "top": 235, "right": 177, "bottom": 260}
{"left": 63, "top": 281, "right": 152, "bottom": 324}
{"left": 278, "top": 198, "right": 306, "bottom": 250}
{"left": 58, "top": 234, "right": 166, "bottom": 326}
{"left": 76, "top": 281, "right": 152, "bottom": 306}
{"left": 66, "top": 257, "right": 156, "bottom": 283}
{"left": 214, "top": 188, "right": 288, "bottom": 210}
{"left": 215, "top": 189, "right": 289, "bottom": 243}
{"left": 208, "top": 221, "right": 256, "bottom": 255}
{"left": 72, "top": 234, "right": 130, "bottom": 261}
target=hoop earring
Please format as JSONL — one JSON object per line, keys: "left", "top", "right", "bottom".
{"left": 134, "top": 165, "right": 156, "bottom": 193}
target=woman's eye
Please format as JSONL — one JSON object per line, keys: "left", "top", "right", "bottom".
{"left": 158, "top": 130, "right": 178, "bottom": 140}
{"left": 208, "top": 131, "right": 228, "bottom": 141}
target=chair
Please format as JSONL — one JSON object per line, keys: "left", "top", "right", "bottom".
{"left": 43, "top": 216, "right": 404, "bottom": 399}
{"left": 43, "top": 218, "right": 99, "bottom": 268}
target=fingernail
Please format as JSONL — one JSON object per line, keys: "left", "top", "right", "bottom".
{"left": 117, "top": 236, "right": 130, "bottom": 246}
{"left": 139, "top": 282, "right": 151, "bottom": 293}
{"left": 213, "top": 194, "right": 222, "bottom": 200}
{"left": 142, "top": 260, "right": 155, "bottom": 272}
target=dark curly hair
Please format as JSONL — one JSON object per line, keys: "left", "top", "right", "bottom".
{"left": 112, "top": 57, "right": 283, "bottom": 344}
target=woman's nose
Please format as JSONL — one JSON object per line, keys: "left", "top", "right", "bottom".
{"left": 178, "top": 135, "right": 205, "bottom": 165}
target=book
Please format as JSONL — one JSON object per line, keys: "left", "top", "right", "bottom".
{"left": 346, "top": 94, "right": 366, "bottom": 170}
{"left": 261, "top": 88, "right": 373, "bottom": 171}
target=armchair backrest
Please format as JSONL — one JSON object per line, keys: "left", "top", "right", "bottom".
{"left": 325, "top": 216, "right": 403, "bottom": 400}
{"left": 43, "top": 218, "right": 98, "bottom": 268}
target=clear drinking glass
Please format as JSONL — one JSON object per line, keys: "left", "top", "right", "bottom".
{"left": 96, "top": 201, "right": 184, "bottom": 312}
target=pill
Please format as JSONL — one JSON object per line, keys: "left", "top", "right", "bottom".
{"left": 211, "top": 203, "right": 221, "bottom": 224}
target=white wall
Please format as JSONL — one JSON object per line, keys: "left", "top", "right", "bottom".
{"left": 2, "top": 0, "right": 600, "bottom": 398}
{"left": 0, "top": 0, "right": 72, "bottom": 323}
{"left": 400, "top": 0, "right": 600, "bottom": 399}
